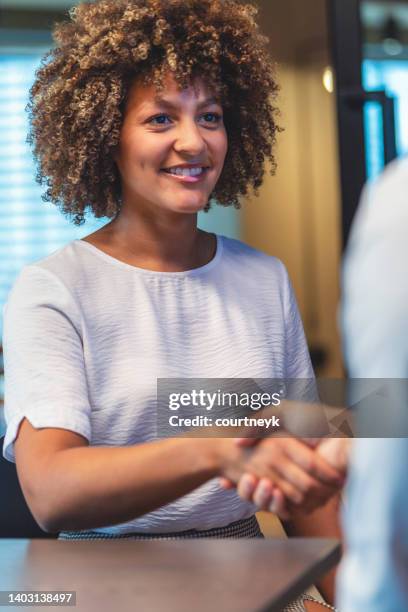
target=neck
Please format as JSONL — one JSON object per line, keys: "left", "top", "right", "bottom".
{"left": 102, "top": 203, "right": 213, "bottom": 272}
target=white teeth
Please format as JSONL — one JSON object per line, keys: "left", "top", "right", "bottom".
{"left": 166, "top": 167, "right": 205, "bottom": 177}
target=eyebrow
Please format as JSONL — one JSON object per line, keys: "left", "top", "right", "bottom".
{"left": 151, "top": 96, "right": 221, "bottom": 110}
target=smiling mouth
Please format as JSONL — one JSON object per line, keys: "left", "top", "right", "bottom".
{"left": 160, "top": 167, "right": 209, "bottom": 183}
{"left": 161, "top": 166, "right": 209, "bottom": 175}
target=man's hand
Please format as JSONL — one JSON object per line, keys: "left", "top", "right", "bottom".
{"left": 317, "top": 437, "right": 351, "bottom": 473}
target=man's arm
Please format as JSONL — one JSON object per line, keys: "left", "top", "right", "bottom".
{"left": 283, "top": 493, "right": 342, "bottom": 604}
{"left": 226, "top": 437, "right": 350, "bottom": 604}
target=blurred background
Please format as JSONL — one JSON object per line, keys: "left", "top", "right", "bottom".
{"left": 0, "top": 0, "right": 407, "bottom": 410}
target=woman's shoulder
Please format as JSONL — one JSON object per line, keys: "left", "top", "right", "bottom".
{"left": 219, "top": 234, "right": 288, "bottom": 279}
{"left": 8, "top": 241, "right": 92, "bottom": 303}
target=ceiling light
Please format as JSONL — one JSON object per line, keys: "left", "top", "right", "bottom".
{"left": 322, "top": 67, "right": 334, "bottom": 94}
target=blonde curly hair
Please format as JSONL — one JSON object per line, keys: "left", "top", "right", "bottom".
{"left": 28, "top": 0, "right": 281, "bottom": 224}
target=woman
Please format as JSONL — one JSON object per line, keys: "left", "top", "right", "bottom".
{"left": 3, "top": 1, "right": 343, "bottom": 608}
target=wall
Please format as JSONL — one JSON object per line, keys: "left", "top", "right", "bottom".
{"left": 243, "top": 0, "right": 343, "bottom": 376}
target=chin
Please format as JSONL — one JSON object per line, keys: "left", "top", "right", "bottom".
{"left": 170, "top": 199, "right": 209, "bottom": 214}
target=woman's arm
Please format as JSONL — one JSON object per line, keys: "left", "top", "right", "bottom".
{"left": 15, "top": 418, "right": 243, "bottom": 533}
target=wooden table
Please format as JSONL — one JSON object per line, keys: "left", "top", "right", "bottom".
{"left": 0, "top": 538, "right": 340, "bottom": 612}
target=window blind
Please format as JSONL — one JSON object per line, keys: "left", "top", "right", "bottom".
{"left": 0, "top": 53, "right": 108, "bottom": 338}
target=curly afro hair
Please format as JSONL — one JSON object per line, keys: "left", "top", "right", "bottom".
{"left": 27, "top": 0, "right": 281, "bottom": 225}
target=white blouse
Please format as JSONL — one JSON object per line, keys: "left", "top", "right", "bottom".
{"left": 3, "top": 234, "right": 313, "bottom": 534}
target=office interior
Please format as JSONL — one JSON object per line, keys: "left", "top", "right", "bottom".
{"left": 0, "top": 0, "right": 407, "bottom": 581}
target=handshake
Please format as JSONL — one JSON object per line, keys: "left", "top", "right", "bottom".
{"left": 214, "top": 402, "right": 351, "bottom": 519}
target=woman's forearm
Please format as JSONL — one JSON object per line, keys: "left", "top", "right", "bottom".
{"left": 33, "top": 437, "right": 240, "bottom": 532}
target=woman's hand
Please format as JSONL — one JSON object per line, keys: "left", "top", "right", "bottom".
{"left": 220, "top": 435, "right": 344, "bottom": 517}
{"left": 236, "top": 473, "right": 290, "bottom": 519}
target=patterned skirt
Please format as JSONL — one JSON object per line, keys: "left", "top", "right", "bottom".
{"left": 58, "top": 515, "right": 263, "bottom": 540}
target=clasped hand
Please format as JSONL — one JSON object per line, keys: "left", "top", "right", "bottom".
{"left": 220, "top": 435, "right": 350, "bottom": 519}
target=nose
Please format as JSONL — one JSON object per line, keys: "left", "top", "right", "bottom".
{"left": 173, "top": 119, "right": 207, "bottom": 157}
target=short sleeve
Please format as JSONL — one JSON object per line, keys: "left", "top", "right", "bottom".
{"left": 2, "top": 265, "right": 92, "bottom": 463}
{"left": 279, "top": 261, "right": 314, "bottom": 380}
{"left": 274, "top": 261, "right": 319, "bottom": 413}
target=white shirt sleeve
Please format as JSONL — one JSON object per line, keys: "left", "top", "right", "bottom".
{"left": 2, "top": 265, "right": 92, "bottom": 463}
{"left": 342, "top": 160, "right": 408, "bottom": 377}
{"left": 277, "top": 261, "right": 317, "bottom": 414}
{"left": 338, "top": 158, "right": 408, "bottom": 611}
{"left": 279, "top": 261, "right": 314, "bottom": 380}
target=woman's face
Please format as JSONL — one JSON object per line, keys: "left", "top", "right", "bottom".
{"left": 115, "top": 73, "right": 228, "bottom": 216}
